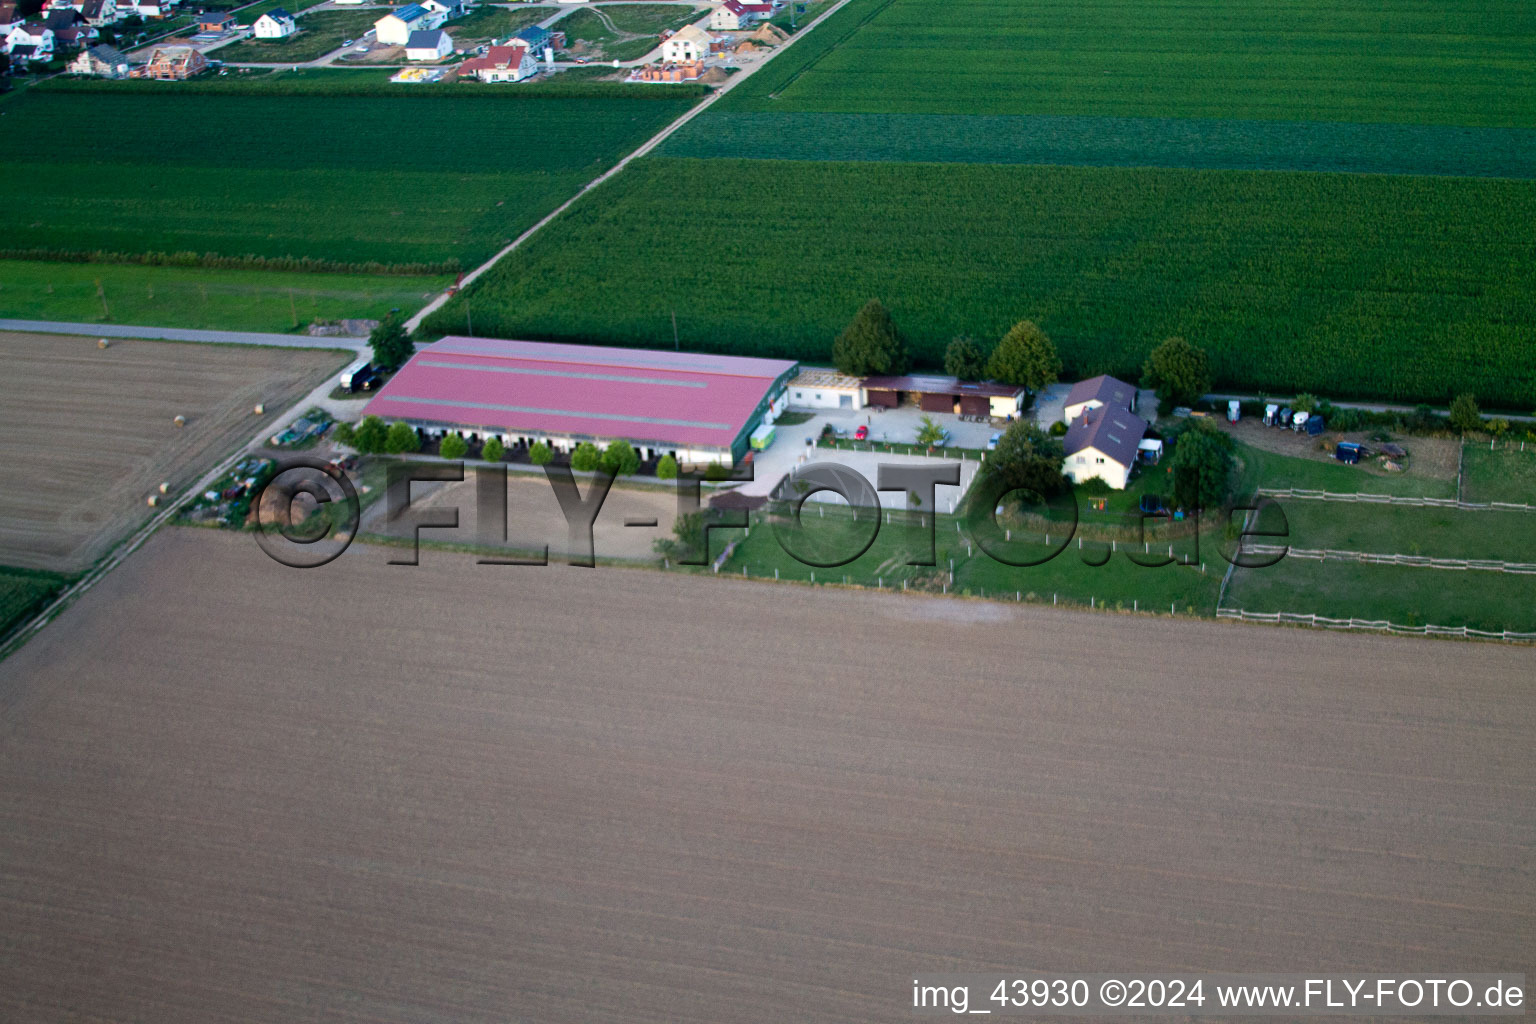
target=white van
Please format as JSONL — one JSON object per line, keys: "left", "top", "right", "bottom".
{"left": 338, "top": 358, "right": 371, "bottom": 391}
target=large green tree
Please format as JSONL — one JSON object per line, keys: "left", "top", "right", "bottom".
{"left": 985, "top": 419, "right": 1066, "bottom": 496}
{"left": 369, "top": 313, "right": 414, "bottom": 371}
{"left": 831, "top": 299, "right": 908, "bottom": 376}
{"left": 1168, "top": 419, "right": 1234, "bottom": 509}
{"left": 987, "top": 320, "right": 1061, "bottom": 394}
{"left": 943, "top": 336, "right": 988, "bottom": 380}
{"left": 1142, "top": 336, "right": 1212, "bottom": 409}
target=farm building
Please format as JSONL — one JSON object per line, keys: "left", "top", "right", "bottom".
{"left": 1062, "top": 404, "right": 1147, "bottom": 490}
{"left": 404, "top": 27, "right": 451, "bottom": 59}
{"left": 374, "top": 2, "right": 442, "bottom": 45}
{"left": 862, "top": 374, "right": 1026, "bottom": 419}
{"left": 69, "top": 41, "right": 129, "bottom": 75}
{"left": 458, "top": 41, "right": 536, "bottom": 81}
{"left": 130, "top": 44, "right": 206, "bottom": 78}
{"left": 1062, "top": 374, "right": 1138, "bottom": 425}
{"left": 362, "top": 337, "right": 799, "bottom": 465}
{"left": 786, "top": 368, "right": 864, "bottom": 411}
{"left": 660, "top": 22, "right": 710, "bottom": 62}
{"left": 251, "top": 7, "right": 295, "bottom": 37}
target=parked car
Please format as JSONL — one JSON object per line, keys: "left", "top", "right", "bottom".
{"left": 987, "top": 433, "right": 1000, "bottom": 450}
{"left": 854, "top": 425, "right": 868, "bottom": 440}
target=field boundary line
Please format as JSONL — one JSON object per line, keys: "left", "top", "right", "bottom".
{"left": 1216, "top": 607, "right": 1536, "bottom": 644}
{"left": 0, "top": 318, "right": 367, "bottom": 351}
{"left": 403, "top": 0, "right": 859, "bottom": 334}
{"left": 1246, "top": 544, "right": 1536, "bottom": 574}
{"left": 1256, "top": 486, "right": 1536, "bottom": 513}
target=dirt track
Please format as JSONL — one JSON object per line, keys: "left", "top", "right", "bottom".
{"left": 0, "top": 333, "right": 345, "bottom": 572}
{"left": 0, "top": 527, "right": 1531, "bottom": 1022}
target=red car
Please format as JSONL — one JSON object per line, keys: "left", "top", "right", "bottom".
{"left": 854, "top": 425, "right": 869, "bottom": 440}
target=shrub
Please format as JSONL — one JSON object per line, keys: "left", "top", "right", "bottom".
{"left": 656, "top": 453, "right": 678, "bottom": 480}
{"left": 352, "top": 415, "right": 387, "bottom": 454}
{"left": 528, "top": 441, "right": 554, "bottom": 466}
{"left": 438, "top": 432, "right": 469, "bottom": 460}
{"left": 1049, "top": 419, "right": 1068, "bottom": 436}
{"left": 1448, "top": 392, "right": 1482, "bottom": 433}
{"left": 481, "top": 437, "right": 505, "bottom": 461}
{"left": 384, "top": 421, "right": 420, "bottom": 455}
{"left": 570, "top": 442, "right": 602, "bottom": 472}
{"left": 704, "top": 462, "right": 730, "bottom": 481}
{"left": 601, "top": 440, "right": 640, "bottom": 476}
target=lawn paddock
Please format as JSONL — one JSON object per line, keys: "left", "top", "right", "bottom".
{"left": 0, "top": 527, "right": 1530, "bottom": 1021}
{"left": 0, "top": 332, "right": 346, "bottom": 572}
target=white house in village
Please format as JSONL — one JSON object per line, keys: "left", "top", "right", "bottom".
{"left": 5, "top": 22, "right": 54, "bottom": 60}
{"left": 458, "top": 41, "right": 537, "bottom": 82}
{"left": 661, "top": 22, "right": 711, "bottom": 62}
{"left": 252, "top": 7, "right": 295, "bottom": 37}
{"left": 374, "top": 2, "right": 442, "bottom": 45}
{"left": 403, "top": 27, "right": 450, "bottom": 59}
{"left": 710, "top": 0, "right": 772, "bottom": 30}
{"left": 785, "top": 368, "right": 865, "bottom": 411}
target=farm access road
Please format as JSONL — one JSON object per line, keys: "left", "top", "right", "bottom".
{"left": 0, "top": 318, "right": 368, "bottom": 351}
{"left": 404, "top": 0, "right": 859, "bottom": 332}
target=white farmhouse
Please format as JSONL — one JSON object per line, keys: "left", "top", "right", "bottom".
{"left": 252, "top": 7, "right": 295, "bottom": 37}
{"left": 403, "top": 26, "right": 450, "bottom": 59}
{"left": 660, "top": 22, "right": 711, "bottom": 62}
{"left": 458, "top": 42, "right": 537, "bottom": 82}
{"left": 1062, "top": 403, "right": 1147, "bottom": 490}
{"left": 710, "top": 0, "right": 772, "bottom": 31}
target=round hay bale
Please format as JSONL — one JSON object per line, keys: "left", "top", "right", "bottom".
{"left": 173, "top": 414, "right": 187, "bottom": 428}
{"left": 98, "top": 338, "right": 110, "bottom": 349}
{"left": 147, "top": 495, "right": 159, "bottom": 507}
{"left": 158, "top": 482, "right": 170, "bottom": 494}
{"left": 253, "top": 403, "right": 265, "bottom": 415}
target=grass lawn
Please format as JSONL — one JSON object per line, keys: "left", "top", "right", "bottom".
{"left": 718, "top": 0, "right": 1536, "bottom": 127}
{"left": 1461, "top": 442, "right": 1536, "bottom": 504}
{"left": 217, "top": 9, "right": 381, "bottom": 63}
{"left": 443, "top": 4, "right": 552, "bottom": 45}
{"left": 427, "top": 158, "right": 1536, "bottom": 409}
{"left": 1254, "top": 501, "right": 1536, "bottom": 564}
{"left": 0, "top": 566, "right": 70, "bottom": 643}
{"left": 232, "top": 0, "right": 326, "bottom": 23}
{"left": 1223, "top": 557, "right": 1536, "bottom": 634}
{"left": 1233, "top": 442, "right": 1457, "bottom": 499}
{"left": 0, "top": 87, "right": 701, "bottom": 268}
{"left": 559, "top": 5, "right": 699, "bottom": 61}
{"left": 0, "top": 261, "right": 449, "bottom": 332}
{"left": 702, "top": 503, "right": 1223, "bottom": 616}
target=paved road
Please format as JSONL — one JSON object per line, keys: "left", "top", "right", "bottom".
{"left": 404, "top": 0, "right": 857, "bottom": 331}
{"left": 1, "top": 530, "right": 1531, "bottom": 1021}
{"left": 0, "top": 318, "right": 367, "bottom": 350}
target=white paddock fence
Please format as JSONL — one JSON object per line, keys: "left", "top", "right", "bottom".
{"left": 1257, "top": 487, "right": 1536, "bottom": 513}
{"left": 1245, "top": 544, "right": 1536, "bottom": 574}
{"left": 1216, "top": 608, "right": 1536, "bottom": 643}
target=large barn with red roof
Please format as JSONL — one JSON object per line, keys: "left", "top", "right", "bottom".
{"left": 362, "top": 337, "right": 799, "bottom": 466}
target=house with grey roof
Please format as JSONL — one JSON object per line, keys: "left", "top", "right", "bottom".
{"left": 1062, "top": 402, "right": 1147, "bottom": 490}
{"left": 1062, "top": 373, "right": 1138, "bottom": 426}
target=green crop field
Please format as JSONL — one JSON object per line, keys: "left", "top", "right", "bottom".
{"left": 717, "top": 0, "right": 1536, "bottom": 126}
{"left": 217, "top": 9, "right": 382, "bottom": 63}
{"left": 0, "top": 84, "right": 702, "bottom": 269}
{"left": 0, "top": 260, "right": 449, "bottom": 332}
{"left": 427, "top": 158, "right": 1536, "bottom": 407}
